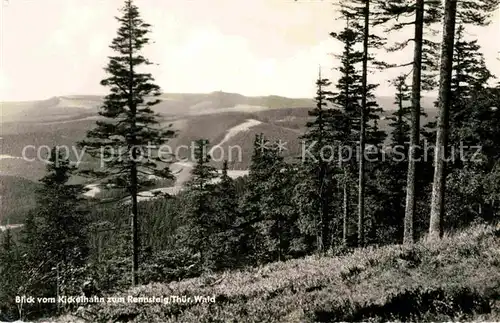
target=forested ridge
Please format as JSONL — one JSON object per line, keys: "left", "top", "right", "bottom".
{"left": 1, "top": 0, "right": 499, "bottom": 322}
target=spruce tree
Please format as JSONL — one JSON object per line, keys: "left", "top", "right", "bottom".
{"left": 444, "top": 29, "right": 495, "bottom": 228}
{"left": 78, "top": 0, "right": 174, "bottom": 285}
{"left": 184, "top": 139, "right": 218, "bottom": 269}
{"left": 386, "top": 75, "right": 427, "bottom": 186}
{"left": 261, "top": 162, "right": 300, "bottom": 262}
{"left": 37, "top": 148, "right": 89, "bottom": 271}
{"left": 212, "top": 160, "right": 240, "bottom": 269}
{"left": 376, "top": 0, "right": 443, "bottom": 244}
{"left": 429, "top": 0, "right": 498, "bottom": 239}
{"left": 329, "top": 26, "right": 362, "bottom": 247}
{"left": 470, "top": 86, "right": 500, "bottom": 218}
{"left": 429, "top": 0, "right": 457, "bottom": 240}
{"left": 456, "top": 0, "right": 500, "bottom": 26}
{"left": 330, "top": 19, "right": 384, "bottom": 246}
{"left": 376, "top": 0, "right": 443, "bottom": 91}
{"left": 239, "top": 134, "right": 286, "bottom": 263}
{"left": 19, "top": 147, "right": 89, "bottom": 315}
{"left": 450, "top": 24, "right": 493, "bottom": 147}
{"left": 447, "top": 24, "right": 492, "bottom": 170}
{"left": 355, "top": 0, "right": 369, "bottom": 247}
{"left": 330, "top": 25, "right": 363, "bottom": 142}
{"left": 388, "top": 75, "right": 412, "bottom": 147}
{"left": 337, "top": 0, "right": 388, "bottom": 246}
{"left": 237, "top": 135, "right": 267, "bottom": 264}
{"left": 374, "top": 75, "right": 413, "bottom": 244}
{"left": 299, "top": 69, "right": 341, "bottom": 252}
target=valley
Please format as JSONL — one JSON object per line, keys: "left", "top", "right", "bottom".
{"left": 0, "top": 92, "right": 437, "bottom": 226}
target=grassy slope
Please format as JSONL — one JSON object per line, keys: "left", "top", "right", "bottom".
{"left": 60, "top": 224, "right": 500, "bottom": 322}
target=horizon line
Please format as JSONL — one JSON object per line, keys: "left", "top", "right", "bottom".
{"left": 0, "top": 91, "right": 439, "bottom": 104}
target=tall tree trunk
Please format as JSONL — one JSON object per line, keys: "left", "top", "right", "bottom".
{"left": 343, "top": 39, "right": 350, "bottom": 248}
{"left": 128, "top": 6, "right": 139, "bottom": 286}
{"left": 403, "top": 0, "right": 424, "bottom": 245}
{"left": 343, "top": 166, "right": 349, "bottom": 246}
{"left": 129, "top": 106, "right": 139, "bottom": 286}
{"left": 429, "top": 0, "right": 457, "bottom": 240}
{"left": 130, "top": 165, "right": 139, "bottom": 286}
{"left": 358, "top": 0, "right": 369, "bottom": 247}
{"left": 318, "top": 68, "right": 330, "bottom": 253}
{"left": 319, "top": 162, "right": 329, "bottom": 252}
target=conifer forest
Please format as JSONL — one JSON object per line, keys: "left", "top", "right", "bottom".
{"left": 1, "top": 0, "right": 500, "bottom": 322}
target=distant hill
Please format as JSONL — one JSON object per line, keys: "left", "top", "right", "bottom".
{"left": 0, "top": 92, "right": 315, "bottom": 123}
{"left": 0, "top": 92, "right": 439, "bottom": 226}
{"left": 0, "top": 92, "right": 437, "bottom": 185}
{"left": 0, "top": 91, "right": 437, "bottom": 123}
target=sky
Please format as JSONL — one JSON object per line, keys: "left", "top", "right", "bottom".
{"left": 0, "top": 0, "right": 499, "bottom": 101}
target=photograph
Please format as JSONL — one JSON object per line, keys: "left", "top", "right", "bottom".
{"left": 0, "top": 0, "right": 499, "bottom": 322}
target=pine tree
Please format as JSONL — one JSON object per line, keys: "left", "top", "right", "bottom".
{"left": 38, "top": 148, "right": 89, "bottom": 271}
{"left": 376, "top": 0, "right": 443, "bottom": 244}
{"left": 261, "top": 162, "right": 300, "bottom": 262}
{"left": 376, "top": 0, "right": 443, "bottom": 91}
{"left": 388, "top": 75, "right": 412, "bottom": 147}
{"left": 237, "top": 135, "right": 267, "bottom": 264}
{"left": 239, "top": 134, "right": 286, "bottom": 263}
{"left": 429, "top": 0, "right": 457, "bottom": 240}
{"left": 78, "top": 0, "right": 175, "bottom": 286}
{"left": 456, "top": 0, "right": 500, "bottom": 26}
{"left": 330, "top": 25, "right": 363, "bottom": 142}
{"left": 19, "top": 147, "right": 90, "bottom": 316}
{"left": 184, "top": 139, "right": 218, "bottom": 269}
{"left": 444, "top": 28, "right": 495, "bottom": 229}
{"left": 358, "top": 0, "right": 369, "bottom": 248}
{"left": 330, "top": 16, "right": 384, "bottom": 246}
{"left": 329, "top": 26, "right": 361, "bottom": 247}
{"left": 299, "top": 69, "right": 342, "bottom": 252}
{"left": 338, "top": 0, "right": 389, "bottom": 246}
{"left": 450, "top": 24, "right": 493, "bottom": 148}
{"left": 429, "top": 0, "right": 498, "bottom": 239}
{"left": 211, "top": 160, "right": 241, "bottom": 269}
